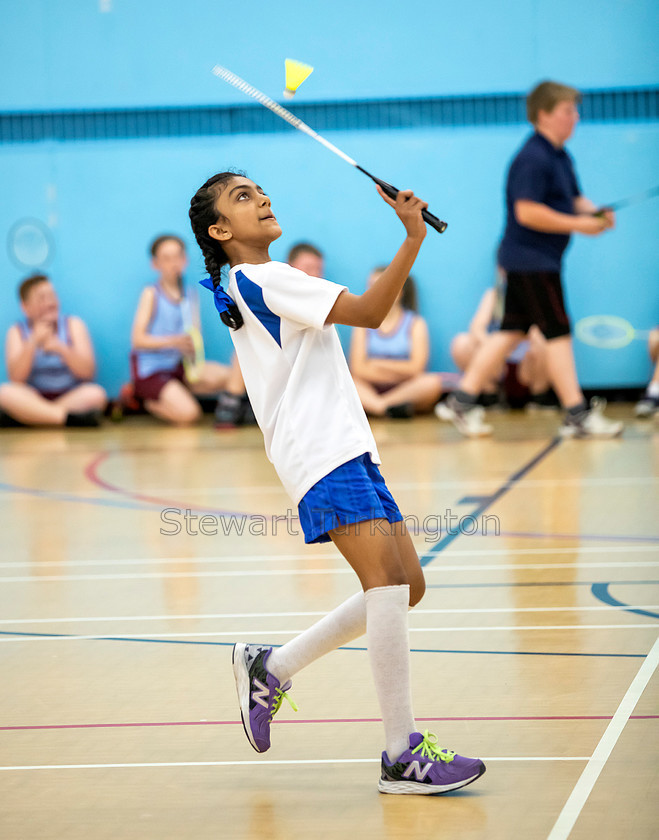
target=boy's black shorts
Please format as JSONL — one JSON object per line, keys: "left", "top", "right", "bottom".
{"left": 500, "top": 271, "right": 571, "bottom": 340}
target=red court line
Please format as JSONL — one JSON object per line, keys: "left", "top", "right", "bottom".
{"left": 84, "top": 452, "right": 245, "bottom": 518}
{"left": 3, "top": 715, "right": 657, "bottom": 732}
{"left": 83, "top": 453, "right": 659, "bottom": 544}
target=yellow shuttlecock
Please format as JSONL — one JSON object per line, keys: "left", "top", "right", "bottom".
{"left": 283, "top": 58, "right": 314, "bottom": 99}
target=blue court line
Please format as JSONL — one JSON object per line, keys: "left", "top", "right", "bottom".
{"left": 591, "top": 583, "right": 659, "bottom": 620}
{"left": 426, "top": 581, "right": 659, "bottom": 589}
{"left": 420, "top": 436, "right": 562, "bottom": 565}
{"left": 0, "top": 629, "right": 644, "bottom": 659}
{"left": 5, "top": 466, "right": 654, "bottom": 551}
{"left": 0, "top": 481, "right": 152, "bottom": 512}
{"left": 4, "top": 448, "right": 655, "bottom": 552}
{"left": 497, "top": 530, "right": 659, "bottom": 544}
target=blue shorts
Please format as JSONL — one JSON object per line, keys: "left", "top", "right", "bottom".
{"left": 297, "top": 453, "right": 403, "bottom": 544}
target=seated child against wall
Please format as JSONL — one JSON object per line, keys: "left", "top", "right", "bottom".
{"left": 449, "top": 269, "right": 555, "bottom": 410}
{"left": 131, "top": 234, "right": 247, "bottom": 426}
{"left": 0, "top": 274, "right": 107, "bottom": 426}
{"left": 0, "top": 274, "right": 107, "bottom": 427}
{"left": 349, "top": 269, "right": 442, "bottom": 418}
{"left": 635, "top": 327, "right": 659, "bottom": 418}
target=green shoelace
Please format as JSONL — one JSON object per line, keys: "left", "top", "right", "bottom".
{"left": 270, "top": 687, "right": 298, "bottom": 721}
{"left": 411, "top": 730, "right": 456, "bottom": 763}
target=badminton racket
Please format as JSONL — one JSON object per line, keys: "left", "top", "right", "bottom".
{"left": 574, "top": 315, "right": 652, "bottom": 349}
{"left": 7, "top": 218, "right": 55, "bottom": 269}
{"left": 180, "top": 282, "right": 205, "bottom": 383}
{"left": 212, "top": 64, "right": 448, "bottom": 234}
{"left": 594, "top": 184, "right": 659, "bottom": 216}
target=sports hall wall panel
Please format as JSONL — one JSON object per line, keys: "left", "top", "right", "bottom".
{"left": 1, "top": 1, "right": 657, "bottom": 393}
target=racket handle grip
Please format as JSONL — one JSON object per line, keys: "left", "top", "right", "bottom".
{"left": 362, "top": 170, "right": 448, "bottom": 234}
{"left": 422, "top": 207, "right": 449, "bottom": 235}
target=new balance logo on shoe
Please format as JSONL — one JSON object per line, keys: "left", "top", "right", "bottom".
{"left": 251, "top": 678, "right": 270, "bottom": 709}
{"left": 402, "top": 760, "right": 433, "bottom": 781}
{"left": 234, "top": 643, "right": 298, "bottom": 754}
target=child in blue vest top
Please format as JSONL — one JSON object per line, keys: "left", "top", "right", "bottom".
{"left": 350, "top": 270, "right": 442, "bottom": 418}
{"left": 0, "top": 274, "right": 107, "bottom": 427}
{"left": 130, "top": 234, "right": 249, "bottom": 426}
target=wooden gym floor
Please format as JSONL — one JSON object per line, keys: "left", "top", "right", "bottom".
{"left": 0, "top": 405, "right": 657, "bottom": 840}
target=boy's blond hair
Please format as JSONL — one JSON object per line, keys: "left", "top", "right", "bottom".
{"left": 527, "top": 81, "right": 581, "bottom": 125}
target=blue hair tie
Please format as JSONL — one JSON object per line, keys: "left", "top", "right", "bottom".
{"left": 199, "top": 276, "right": 236, "bottom": 319}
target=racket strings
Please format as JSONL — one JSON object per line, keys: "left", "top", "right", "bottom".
{"left": 575, "top": 315, "right": 647, "bottom": 349}
{"left": 213, "top": 66, "right": 302, "bottom": 128}
{"left": 211, "top": 62, "right": 443, "bottom": 230}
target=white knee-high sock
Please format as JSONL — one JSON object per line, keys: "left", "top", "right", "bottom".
{"left": 266, "top": 592, "right": 366, "bottom": 686}
{"left": 365, "top": 584, "right": 416, "bottom": 763}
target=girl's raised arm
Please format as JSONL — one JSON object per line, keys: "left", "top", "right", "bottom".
{"left": 325, "top": 187, "right": 428, "bottom": 329}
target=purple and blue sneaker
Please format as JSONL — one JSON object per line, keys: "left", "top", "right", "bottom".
{"left": 379, "top": 730, "right": 486, "bottom": 795}
{"left": 232, "top": 643, "right": 297, "bottom": 753}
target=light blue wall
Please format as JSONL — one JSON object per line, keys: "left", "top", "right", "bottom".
{"left": 1, "top": 1, "right": 658, "bottom": 393}
{"left": 2, "top": 0, "right": 658, "bottom": 108}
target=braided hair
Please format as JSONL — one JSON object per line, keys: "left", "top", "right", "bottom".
{"left": 189, "top": 171, "right": 244, "bottom": 330}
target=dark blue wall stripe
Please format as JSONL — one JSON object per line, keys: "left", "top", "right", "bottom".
{"left": 1, "top": 88, "right": 656, "bottom": 145}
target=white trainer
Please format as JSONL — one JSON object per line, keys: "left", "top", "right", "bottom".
{"left": 435, "top": 395, "right": 493, "bottom": 438}
{"left": 635, "top": 394, "right": 659, "bottom": 418}
{"left": 559, "top": 398, "right": 624, "bottom": 439}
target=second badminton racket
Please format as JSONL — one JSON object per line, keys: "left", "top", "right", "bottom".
{"left": 594, "top": 184, "right": 659, "bottom": 216}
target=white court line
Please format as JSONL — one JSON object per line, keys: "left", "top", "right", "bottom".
{"left": 0, "top": 756, "right": 589, "bottom": 772}
{"left": 392, "top": 477, "right": 659, "bottom": 490}
{"left": 1, "top": 604, "right": 657, "bottom": 626}
{"left": 1, "top": 624, "right": 656, "bottom": 642}
{"left": 128, "top": 476, "right": 659, "bottom": 494}
{"left": 1, "top": 561, "right": 658, "bottom": 582}
{"left": 0, "top": 553, "right": 341, "bottom": 570}
{"left": 0, "top": 544, "right": 655, "bottom": 570}
{"left": 546, "top": 635, "right": 659, "bottom": 840}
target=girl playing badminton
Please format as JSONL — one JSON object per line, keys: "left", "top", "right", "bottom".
{"left": 189, "top": 172, "right": 485, "bottom": 795}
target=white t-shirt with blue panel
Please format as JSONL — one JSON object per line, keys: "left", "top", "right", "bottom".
{"left": 227, "top": 261, "right": 380, "bottom": 505}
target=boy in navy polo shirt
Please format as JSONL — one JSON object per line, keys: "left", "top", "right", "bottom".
{"left": 437, "top": 80, "right": 623, "bottom": 438}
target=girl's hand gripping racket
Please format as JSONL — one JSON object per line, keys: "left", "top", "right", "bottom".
{"left": 357, "top": 168, "right": 447, "bottom": 233}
